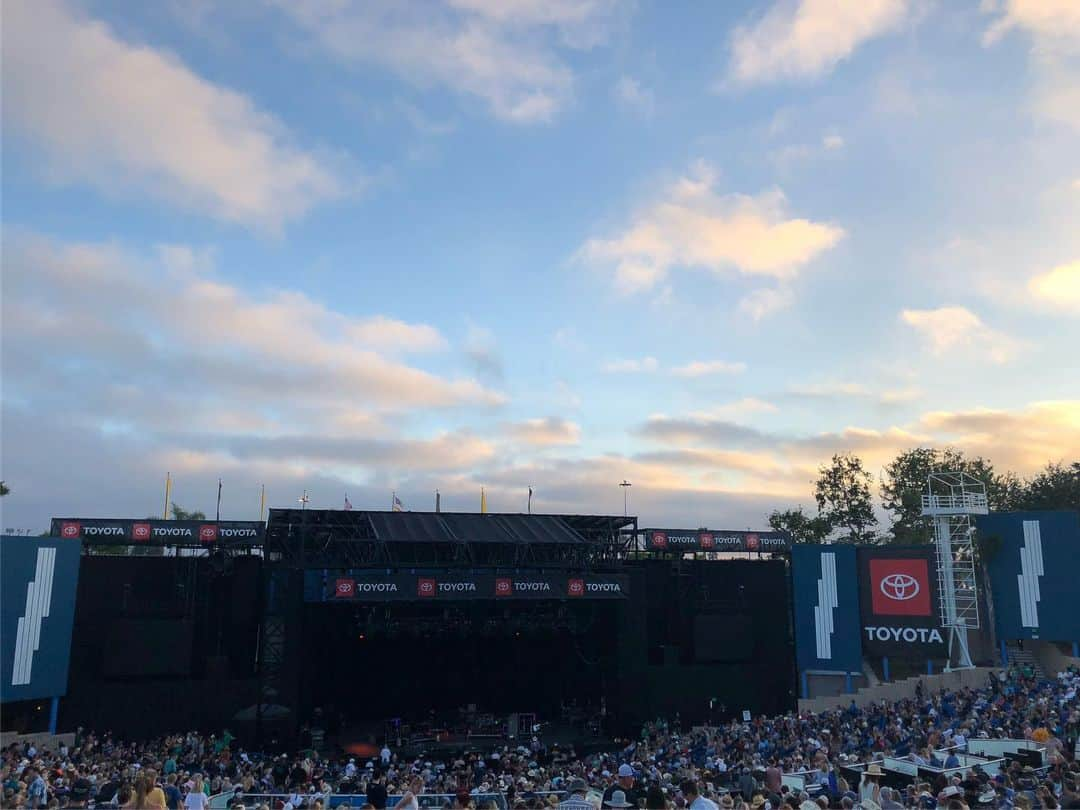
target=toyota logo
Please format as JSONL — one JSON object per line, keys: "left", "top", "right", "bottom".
{"left": 61, "top": 521, "right": 81, "bottom": 538}
{"left": 132, "top": 523, "right": 151, "bottom": 541}
{"left": 418, "top": 579, "right": 436, "bottom": 597}
{"left": 568, "top": 579, "right": 585, "bottom": 597}
{"left": 199, "top": 525, "right": 218, "bottom": 543}
{"left": 880, "top": 573, "right": 920, "bottom": 601}
{"left": 700, "top": 533, "right": 714, "bottom": 549}
{"left": 495, "top": 578, "right": 512, "bottom": 596}
{"left": 335, "top": 579, "right": 355, "bottom": 597}
{"left": 745, "top": 533, "right": 759, "bottom": 551}
{"left": 651, "top": 531, "right": 667, "bottom": 549}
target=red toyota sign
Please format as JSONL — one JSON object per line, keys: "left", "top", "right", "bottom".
{"left": 495, "top": 577, "right": 512, "bottom": 597}
{"left": 199, "top": 524, "right": 219, "bottom": 543}
{"left": 335, "top": 578, "right": 355, "bottom": 598}
{"left": 650, "top": 531, "right": 668, "bottom": 549}
{"left": 700, "top": 533, "right": 714, "bottom": 550}
{"left": 567, "top": 578, "right": 585, "bottom": 597}
{"left": 869, "top": 558, "right": 932, "bottom": 616}
{"left": 417, "top": 578, "right": 436, "bottom": 598}
{"left": 60, "top": 521, "right": 81, "bottom": 539}
{"left": 745, "top": 533, "right": 760, "bottom": 551}
{"left": 132, "top": 522, "right": 151, "bottom": 542}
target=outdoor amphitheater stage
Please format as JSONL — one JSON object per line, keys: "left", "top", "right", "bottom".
{"left": 48, "top": 509, "right": 796, "bottom": 746}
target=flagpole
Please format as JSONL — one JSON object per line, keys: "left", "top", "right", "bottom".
{"left": 259, "top": 484, "right": 266, "bottom": 522}
{"left": 216, "top": 478, "right": 223, "bottom": 521}
{"left": 163, "top": 472, "right": 172, "bottom": 520}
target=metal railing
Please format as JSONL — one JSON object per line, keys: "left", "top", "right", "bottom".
{"left": 210, "top": 791, "right": 510, "bottom": 810}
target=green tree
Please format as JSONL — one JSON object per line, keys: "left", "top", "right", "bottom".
{"left": 0, "top": 481, "right": 9, "bottom": 496}
{"left": 170, "top": 503, "right": 207, "bottom": 521}
{"left": 1017, "top": 461, "right": 1080, "bottom": 511}
{"left": 815, "top": 453, "right": 878, "bottom": 543}
{"left": 880, "top": 447, "right": 939, "bottom": 545}
{"left": 767, "top": 506, "right": 831, "bottom": 544}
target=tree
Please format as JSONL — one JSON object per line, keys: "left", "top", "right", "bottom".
{"left": 170, "top": 503, "right": 206, "bottom": 521}
{"left": 0, "top": 481, "right": 9, "bottom": 496}
{"left": 814, "top": 453, "right": 878, "bottom": 543}
{"left": 1017, "top": 461, "right": 1080, "bottom": 511}
{"left": 767, "top": 506, "right": 831, "bottom": 544}
{"left": 880, "top": 448, "right": 939, "bottom": 545}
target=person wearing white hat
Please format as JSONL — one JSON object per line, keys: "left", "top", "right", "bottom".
{"left": 603, "top": 765, "right": 639, "bottom": 809}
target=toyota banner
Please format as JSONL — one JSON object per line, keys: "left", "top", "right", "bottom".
{"left": 305, "top": 570, "right": 629, "bottom": 602}
{"left": 857, "top": 546, "right": 946, "bottom": 655}
{"left": 50, "top": 518, "right": 264, "bottom": 546}
{"left": 643, "top": 528, "right": 789, "bottom": 553}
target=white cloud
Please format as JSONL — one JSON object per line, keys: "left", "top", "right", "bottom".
{"left": 504, "top": 417, "right": 581, "bottom": 446}
{"left": 271, "top": 0, "right": 619, "bottom": 123}
{"left": 788, "top": 382, "right": 922, "bottom": 404}
{"left": 900, "top": 306, "right": 1021, "bottom": 364}
{"left": 578, "top": 163, "right": 844, "bottom": 294}
{"left": 614, "top": 76, "right": 655, "bottom": 116}
{"left": 983, "top": 0, "right": 1080, "bottom": 132}
{"left": 823, "top": 133, "right": 845, "bottom": 149}
{"left": 2, "top": 230, "right": 504, "bottom": 422}
{"left": 2, "top": 0, "right": 347, "bottom": 231}
{"left": 728, "top": 0, "right": 910, "bottom": 86}
{"left": 691, "top": 398, "right": 779, "bottom": 420}
{"left": 671, "top": 360, "right": 747, "bottom": 377}
{"left": 1029, "top": 260, "right": 1080, "bottom": 311}
{"left": 602, "top": 357, "right": 659, "bottom": 373}
{"left": 346, "top": 316, "right": 448, "bottom": 353}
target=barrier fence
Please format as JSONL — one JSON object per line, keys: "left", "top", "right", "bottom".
{"left": 209, "top": 792, "right": 511, "bottom": 810}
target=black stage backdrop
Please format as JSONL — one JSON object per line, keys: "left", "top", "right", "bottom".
{"left": 616, "top": 558, "right": 795, "bottom": 725}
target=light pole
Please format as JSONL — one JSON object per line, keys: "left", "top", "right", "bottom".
{"left": 619, "top": 480, "right": 632, "bottom": 517}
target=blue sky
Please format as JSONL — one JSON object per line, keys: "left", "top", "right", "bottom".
{"left": 2, "top": 0, "right": 1078, "bottom": 531}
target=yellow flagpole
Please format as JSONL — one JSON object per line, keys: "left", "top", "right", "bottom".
{"left": 162, "top": 472, "right": 172, "bottom": 519}
{"left": 480, "top": 486, "right": 487, "bottom": 514}
{"left": 259, "top": 483, "right": 266, "bottom": 522}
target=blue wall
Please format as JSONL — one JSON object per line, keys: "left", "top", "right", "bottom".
{"left": 792, "top": 545, "right": 863, "bottom": 674}
{"left": 1, "top": 536, "right": 82, "bottom": 702}
{"left": 978, "top": 511, "right": 1080, "bottom": 643}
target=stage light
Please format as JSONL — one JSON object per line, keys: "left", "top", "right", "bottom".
{"left": 359, "top": 634, "right": 366, "bottom": 640}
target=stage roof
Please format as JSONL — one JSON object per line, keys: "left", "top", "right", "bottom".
{"left": 265, "top": 509, "right": 634, "bottom": 545}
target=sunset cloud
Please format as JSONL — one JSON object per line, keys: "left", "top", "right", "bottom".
{"left": 579, "top": 164, "right": 844, "bottom": 293}
{"left": 3, "top": 0, "right": 347, "bottom": 230}
{"left": 728, "top": 0, "right": 910, "bottom": 86}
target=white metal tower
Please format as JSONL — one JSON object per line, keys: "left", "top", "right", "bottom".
{"left": 921, "top": 471, "right": 988, "bottom": 670}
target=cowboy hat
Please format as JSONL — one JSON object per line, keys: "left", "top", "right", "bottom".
{"left": 606, "top": 790, "right": 634, "bottom": 808}
{"left": 866, "top": 764, "right": 884, "bottom": 776}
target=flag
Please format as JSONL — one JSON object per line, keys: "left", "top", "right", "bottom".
{"left": 480, "top": 486, "right": 487, "bottom": 514}
{"left": 528, "top": 486, "right": 533, "bottom": 515}
{"left": 392, "top": 493, "right": 404, "bottom": 512}
{"left": 344, "top": 494, "right": 352, "bottom": 511}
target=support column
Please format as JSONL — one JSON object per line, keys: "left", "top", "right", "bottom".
{"left": 48, "top": 697, "right": 59, "bottom": 735}
{"left": 883, "top": 657, "right": 890, "bottom": 683}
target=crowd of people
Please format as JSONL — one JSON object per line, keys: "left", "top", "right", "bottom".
{"left": 3, "top": 667, "right": 1078, "bottom": 810}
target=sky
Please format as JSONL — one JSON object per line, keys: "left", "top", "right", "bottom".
{"left": 2, "top": 0, "right": 1079, "bottom": 533}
